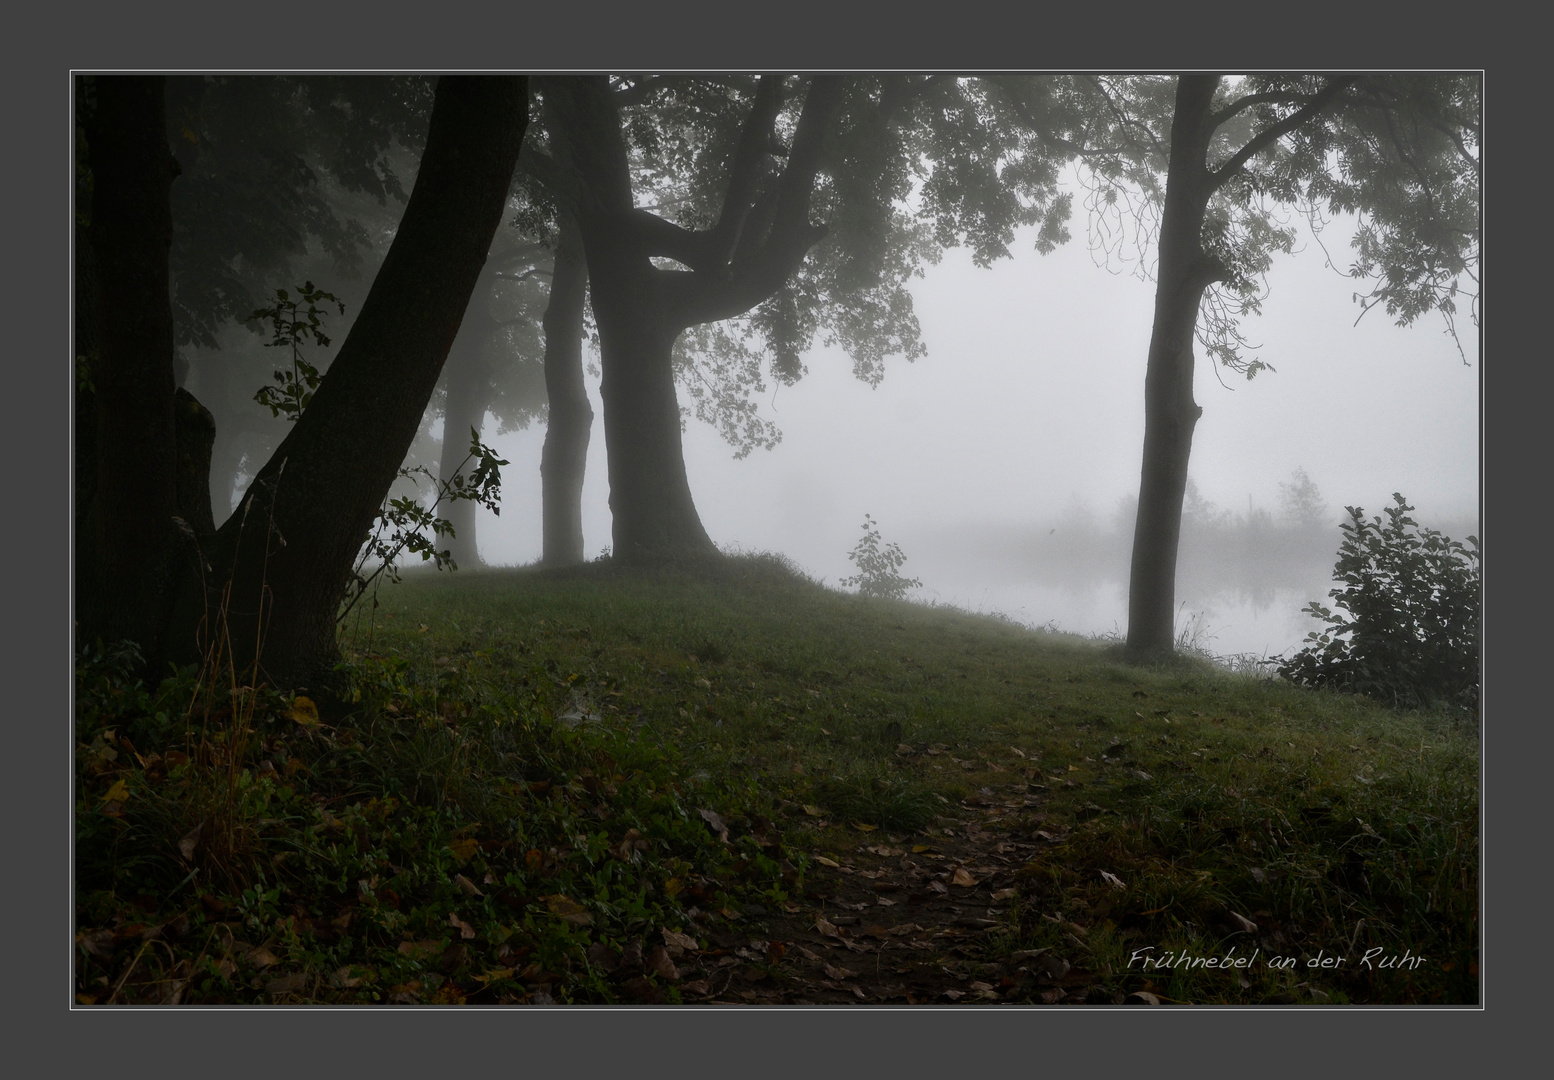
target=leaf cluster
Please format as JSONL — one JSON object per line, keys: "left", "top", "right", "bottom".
{"left": 1276, "top": 494, "right": 1480, "bottom": 709}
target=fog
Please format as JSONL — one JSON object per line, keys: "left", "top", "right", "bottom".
{"left": 467, "top": 212, "right": 1477, "bottom": 661}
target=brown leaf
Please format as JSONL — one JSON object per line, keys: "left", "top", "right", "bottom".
{"left": 397, "top": 940, "right": 444, "bottom": 959}
{"left": 814, "top": 916, "right": 842, "bottom": 938}
{"left": 453, "top": 873, "right": 483, "bottom": 897}
{"left": 991, "top": 887, "right": 1018, "bottom": 902}
{"left": 265, "top": 972, "right": 308, "bottom": 996}
{"left": 247, "top": 946, "right": 281, "bottom": 969}
{"left": 698, "top": 808, "right": 729, "bottom": 840}
{"left": 543, "top": 895, "right": 593, "bottom": 927}
{"left": 646, "top": 945, "right": 679, "bottom": 981}
{"left": 1228, "top": 910, "right": 1258, "bottom": 934}
{"left": 824, "top": 963, "right": 857, "bottom": 980}
{"left": 1100, "top": 870, "right": 1126, "bottom": 890}
{"left": 951, "top": 868, "right": 977, "bottom": 887}
{"left": 177, "top": 820, "right": 204, "bottom": 861}
{"left": 814, "top": 855, "right": 841, "bottom": 868}
{"left": 449, "top": 912, "right": 476, "bottom": 940}
{"left": 662, "top": 928, "right": 699, "bottom": 954}
{"left": 1127, "top": 990, "right": 1162, "bottom": 1005}
{"left": 802, "top": 804, "right": 825, "bottom": 817}
{"left": 448, "top": 837, "right": 479, "bottom": 864}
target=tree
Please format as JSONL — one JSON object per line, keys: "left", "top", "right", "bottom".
{"left": 537, "top": 74, "right": 1071, "bottom": 562}
{"left": 1008, "top": 74, "right": 1479, "bottom": 660}
{"left": 77, "top": 75, "right": 529, "bottom": 690}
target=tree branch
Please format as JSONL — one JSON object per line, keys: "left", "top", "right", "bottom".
{"left": 1210, "top": 76, "right": 1357, "bottom": 186}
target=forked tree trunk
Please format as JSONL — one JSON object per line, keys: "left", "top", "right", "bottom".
{"left": 539, "top": 211, "right": 592, "bottom": 566}
{"left": 539, "top": 75, "right": 840, "bottom": 563}
{"left": 76, "top": 75, "right": 186, "bottom": 657}
{"left": 587, "top": 235, "right": 716, "bottom": 560}
{"left": 1124, "top": 76, "right": 1223, "bottom": 661}
{"left": 167, "top": 76, "right": 528, "bottom": 689}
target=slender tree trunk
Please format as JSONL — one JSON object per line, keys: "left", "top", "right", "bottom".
{"left": 539, "top": 211, "right": 592, "bottom": 566}
{"left": 168, "top": 76, "right": 528, "bottom": 689}
{"left": 437, "top": 265, "right": 500, "bottom": 568}
{"left": 1125, "top": 76, "right": 1225, "bottom": 661}
{"left": 76, "top": 75, "right": 186, "bottom": 656}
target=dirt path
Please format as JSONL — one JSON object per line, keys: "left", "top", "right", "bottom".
{"left": 590, "top": 784, "right": 1119, "bottom": 1006}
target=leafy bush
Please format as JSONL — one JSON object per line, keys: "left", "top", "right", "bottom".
{"left": 1276, "top": 494, "right": 1479, "bottom": 708}
{"left": 840, "top": 514, "right": 921, "bottom": 601}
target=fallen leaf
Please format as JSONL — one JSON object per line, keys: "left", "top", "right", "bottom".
{"left": 453, "top": 873, "right": 483, "bottom": 897}
{"left": 265, "top": 972, "right": 308, "bottom": 995}
{"left": 1127, "top": 991, "right": 1161, "bottom": 1005}
{"left": 824, "top": 964, "right": 857, "bottom": 980}
{"left": 474, "top": 966, "right": 514, "bottom": 984}
{"left": 647, "top": 945, "right": 679, "bottom": 980}
{"left": 699, "top": 808, "right": 729, "bottom": 840}
{"left": 397, "top": 940, "right": 444, "bottom": 959}
{"left": 1227, "top": 911, "right": 1258, "bottom": 934}
{"left": 247, "top": 947, "right": 281, "bottom": 969}
{"left": 853, "top": 823, "right": 879, "bottom": 832}
{"left": 662, "top": 927, "right": 699, "bottom": 953}
{"left": 449, "top": 912, "right": 476, "bottom": 940}
{"left": 991, "top": 887, "right": 1018, "bottom": 902}
{"left": 101, "top": 779, "right": 129, "bottom": 804}
{"left": 853, "top": 986, "right": 867, "bottom": 1000}
{"left": 802, "top": 804, "right": 826, "bottom": 817}
{"left": 449, "top": 837, "right": 480, "bottom": 864}
{"left": 544, "top": 895, "right": 593, "bottom": 927}
{"left": 288, "top": 696, "right": 321, "bottom": 726}
{"left": 814, "top": 855, "right": 841, "bottom": 869}
{"left": 1100, "top": 870, "right": 1126, "bottom": 890}
{"left": 951, "top": 868, "right": 977, "bottom": 887}
{"left": 681, "top": 979, "right": 711, "bottom": 996}
{"left": 942, "top": 989, "right": 965, "bottom": 1001}
{"left": 814, "top": 916, "right": 842, "bottom": 938}
{"left": 178, "top": 820, "right": 204, "bottom": 861}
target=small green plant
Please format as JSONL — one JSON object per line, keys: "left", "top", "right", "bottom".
{"left": 1276, "top": 493, "right": 1479, "bottom": 709}
{"left": 840, "top": 514, "right": 921, "bottom": 601}
{"left": 247, "top": 281, "right": 344, "bottom": 422}
{"left": 340, "top": 429, "right": 510, "bottom": 625}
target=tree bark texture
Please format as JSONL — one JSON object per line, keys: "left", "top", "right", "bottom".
{"left": 437, "top": 263, "right": 500, "bottom": 569}
{"left": 1124, "top": 76, "right": 1223, "bottom": 660}
{"left": 539, "top": 211, "right": 592, "bottom": 566}
{"left": 76, "top": 75, "right": 186, "bottom": 656}
{"left": 171, "top": 76, "right": 528, "bottom": 689}
{"left": 539, "top": 75, "right": 841, "bottom": 563}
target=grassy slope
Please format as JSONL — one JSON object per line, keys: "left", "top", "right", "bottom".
{"left": 360, "top": 555, "right": 1479, "bottom": 1004}
{"left": 75, "top": 553, "right": 1478, "bottom": 1005}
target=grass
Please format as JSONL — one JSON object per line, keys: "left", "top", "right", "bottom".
{"left": 74, "top": 552, "right": 1480, "bottom": 1005}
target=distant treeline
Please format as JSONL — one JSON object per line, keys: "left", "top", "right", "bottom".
{"left": 927, "top": 471, "right": 1477, "bottom": 614}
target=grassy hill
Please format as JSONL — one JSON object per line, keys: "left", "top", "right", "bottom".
{"left": 74, "top": 554, "right": 1479, "bottom": 1005}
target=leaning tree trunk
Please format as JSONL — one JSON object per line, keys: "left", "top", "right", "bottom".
{"left": 168, "top": 76, "right": 528, "bottom": 690}
{"left": 539, "top": 210, "right": 592, "bottom": 566}
{"left": 76, "top": 75, "right": 185, "bottom": 658}
{"left": 1124, "top": 76, "right": 1225, "bottom": 661}
{"left": 437, "top": 264, "right": 500, "bottom": 569}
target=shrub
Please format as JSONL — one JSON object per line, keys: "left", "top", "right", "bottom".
{"left": 840, "top": 514, "right": 922, "bottom": 601}
{"left": 1276, "top": 494, "right": 1479, "bottom": 709}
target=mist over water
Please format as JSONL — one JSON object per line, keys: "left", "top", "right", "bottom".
{"left": 466, "top": 216, "right": 1478, "bottom": 665}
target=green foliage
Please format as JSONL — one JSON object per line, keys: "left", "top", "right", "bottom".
{"left": 1277, "top": 494, "right": 1479, "bottom": 709}
{"left": 340, "top": 430, "right": 510, "bottom": 625}
{"left": 840, "top": 514, "right": 922, "bottom": 601}
{"left": 247, "top": 281, "right": 344, "bottom": 421}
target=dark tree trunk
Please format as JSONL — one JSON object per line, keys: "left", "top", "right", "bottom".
{"left": 539, "top": 211, "right": 592, "bottom": 566}
{"left": 76, "top": 75, "right": 187, "bottom": 657}
{"left": 590, "top": 237, "right": 715, "bottom": 560}
{"left": 539, "top": 75, "right": 840, "bottom": 563}
{"left": 1124, "top": 76, "right": 1224, "bottom": 661}
{"left": 169, "top": 76, "right": 528, "bottom": 689}
{"left": 437, "top": 265, "right": 500, "bottom": 569}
